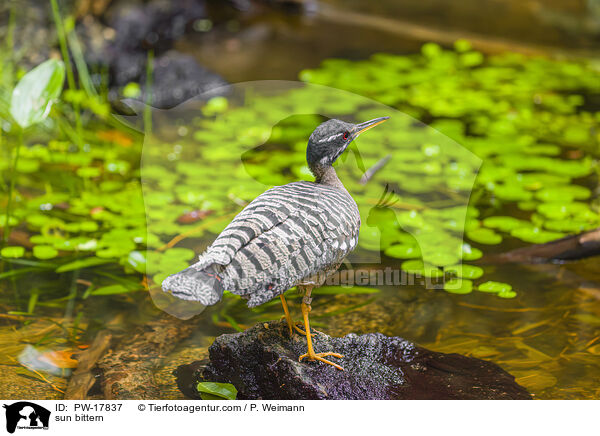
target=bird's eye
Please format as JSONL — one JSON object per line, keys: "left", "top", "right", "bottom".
{"left": 342, "top": 131, "right": 349, "bottom": 140}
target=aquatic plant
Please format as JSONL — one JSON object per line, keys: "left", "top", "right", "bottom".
{"left": 1, "top": 42, "right": 598, "bottom": 325}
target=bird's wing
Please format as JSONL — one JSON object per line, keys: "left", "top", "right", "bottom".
{"left": 198, "top": 181, "right": 359, "bottom": 304}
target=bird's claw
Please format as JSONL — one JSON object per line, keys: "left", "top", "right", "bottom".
{"left": 280, "top": 315, "right": 315, "bottom": 337}
{"left": 299, "top": 351, "right": 344, "bottom": 371}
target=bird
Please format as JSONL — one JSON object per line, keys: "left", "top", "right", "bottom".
{"left": 162, "top": 116, "right": 389, "bottom": 370}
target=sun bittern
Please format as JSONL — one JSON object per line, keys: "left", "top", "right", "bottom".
{"left": 162, "top": 116, "right": 389, "bottom": 370}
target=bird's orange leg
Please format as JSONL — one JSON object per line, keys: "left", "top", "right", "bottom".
{"left": 298, "top": 288, "right": 344, "bottom": 371}
{"left": 279, "top": 294, "right": 311, "bottom": 337}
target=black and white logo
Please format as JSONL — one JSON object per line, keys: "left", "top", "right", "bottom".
{"left": 3, "top": 402, "right": 50, "bottom": 433}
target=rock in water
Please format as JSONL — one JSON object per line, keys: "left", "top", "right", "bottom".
{"left": 175, "top": 321, "right": 532, "bottom": 400}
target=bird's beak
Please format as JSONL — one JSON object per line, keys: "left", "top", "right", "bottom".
{"left": 352, "top": 116, "right": 390, "bottom": 139}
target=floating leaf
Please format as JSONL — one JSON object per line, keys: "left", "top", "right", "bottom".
{"left": 483, "top": 216, "right": 531, "bottom": 232}
{"left": 444, "top": 264, "right": 484, "bottom": 279}
{"left": 33, "top": 245, "right": 58, "bottom": 260}
{"left": 535, "top": 185, "right": 591, "bottom": 202}
{"left": 460, "top": 243, "right": 483, "bottom": 261}
{"left": 444, "top": 278, "right": 473, "bottom": 294}
{"left": 126, "top": 251, "right": 147, "bottom": 273}
{"left": 1, "top": 246, "right": 25, "bottom": 258}
{"left": 477, "top": 281, "right": 512, "bottom": 294}
{"left": 510, "top": 227, "right": 564, "bottom": 244}
{"left": 400, "top": 260, "right": 443, "bottom": 278}
{"left": 384, "top": 244, "right": 421, "bottom": 259}
{"left": 467, "top": 228, "right": 502, "bottom": 245}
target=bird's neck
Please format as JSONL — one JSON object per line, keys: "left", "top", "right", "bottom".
{"left": 312, "top": 165, "right": 346, "bottom": 190}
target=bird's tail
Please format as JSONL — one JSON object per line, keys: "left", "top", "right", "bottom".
{"left": 161, "top": 263, "right": 224, "bottom": 306}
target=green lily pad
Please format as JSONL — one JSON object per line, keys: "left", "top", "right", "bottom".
{"left": 400, "top": 260, "right": 443, "bottom": 278}
{"left": 535, "top": 185, "right": 591, "bottom": 202}
{"left": 460, "top": 243, "right": 483, "bottom": 261}
{"left": 467, "top": 228, "right": 502, "bottom": 245}
{"left": 477, "top": 281, "right": 512, "bottom": 293}
{"left": 444, "top": 264, "right": 484, "bottom": 279}
{"left": 497, "top": 289, "right": 517, "bottom": 298}
{"left": 543, "top": 220, "right": 590, "bottom": 233}
{"left": 1, "top": 246, "right": 25, "bottom": 258}
{"left": 384, "top": 244, "right": 421, "bottom": 259}
{"left": 127, "top": 250, "right": 147, "bottom": 273}
{"left": 482, "top": 216, "right": 531, "bottom": 232}
{"left": 510, "top": 227, "right": 564, "bottom": 244}
{"left": 444, "top": 278, "right": 473, "bottom": 294}
{"left": 33, "top": 245, "right": 58, "bottom": 260}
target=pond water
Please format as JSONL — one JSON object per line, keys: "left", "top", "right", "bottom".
{"left": 1, "top": 4, "right": 599, "bottom": 400}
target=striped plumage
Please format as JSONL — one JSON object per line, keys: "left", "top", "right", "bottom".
{"left": 200, "top": 181, "right": 358, "bottom": 307}
{"left": 162, "top": 117, "right": 388, "bottom": 311}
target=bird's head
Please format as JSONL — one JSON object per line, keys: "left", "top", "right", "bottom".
{"left": 307, "top": 117, "right": 389, "bottom": 178}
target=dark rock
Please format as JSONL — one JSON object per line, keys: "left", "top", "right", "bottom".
{"left": 76, "top": 0, "right": 227, "bottom": 108}
{"left": 176, "top": 320, "right": 532, "bottom": 400}
{"left": 141, "top": 51, "right": 228, "bottom": 108}
{"left": 105, "top": 0, "right": 206, "bottom": 54}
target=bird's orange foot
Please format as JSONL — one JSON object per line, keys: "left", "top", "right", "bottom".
{"left": 299, "top": 351, "right": 344, "bottom": 371}
{"left": 280, "top": 315, "right": 315, "bottom": 337}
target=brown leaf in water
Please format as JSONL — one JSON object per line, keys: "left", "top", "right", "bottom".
{"left": 97, "top": 130, "right": 134, "bottom": 147}
{"left": 90, "top": 207, "right": 104, "bottom": 216}
{"left": 565, "top": 150, "right": 583, "bottom": 159}
{"left": 177, "top": 209, "right": 214, "bottom": 224}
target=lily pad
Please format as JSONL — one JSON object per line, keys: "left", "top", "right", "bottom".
{"left": 444, "top": 264, "right": 484, "bottom": 279}
{"left": 467, "top": 228, "right": 502, "bottom": 245}
{"left": 444, "top": 278, "right": 473, "bottom": 294}
{"left": 477, "top": 281, "right": 513, "bottom": 294}
{"left": 1, "top": 246, "right": 25, "bottom": 258}
{"left": 33, "top": 245, "right": 58, "bottom": 260}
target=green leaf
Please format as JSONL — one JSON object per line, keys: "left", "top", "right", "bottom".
{"left": 477, "top": 281, "right": 513, "bottom": 294}
{"left": 467, "top": 228, "right": 502, "bottom": 245}
{"left": 197, "top": 382, "right": 237, "bottom": 400}
{"left": 497, "top": 289, "right": 517, "bottom": 299}
{"left": 1, "top": 246, "right": 25, "bottom": 258}
{"left": 510, "top": 227, "right": 564, "bottom": 244}
{"left": 460, "top": 243, "right": 483, "bottom": 261}
{"left": 33, "top": 245, "right": 58, "bottom": 260}
{"left": 384, "top": 244, "right": 421, "bottom": 259}
{"left": 444, "top": 264, "right": 484, "bottom": 279}
{"left": 126, "top": 250, "right": 147, "bottom": 273}
{"left": 483, "top": 216, "right": 531, "bottom": 232}
{"left": 10, "top": 59, "right": 66, "bottom": 128}
{"left": 56, "top": 257, "right": 114, "bottom": 273}
{"left": 444, "top": 278, "right": 473, "bottom": 294}
{"left": 90, "top": 284, "right": 131, "bottom": 296}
